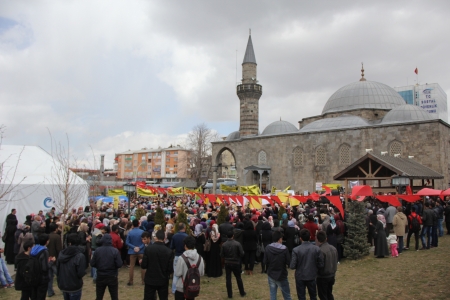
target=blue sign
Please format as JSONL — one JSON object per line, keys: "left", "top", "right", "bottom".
{"left": 43, "top": 197, "right": 53, "bottom": 208}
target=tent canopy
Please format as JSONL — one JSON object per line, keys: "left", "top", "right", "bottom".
{"left": 1, "top": 145, "right": 88, "bottom": 239}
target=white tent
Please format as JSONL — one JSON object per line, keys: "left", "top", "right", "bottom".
{"left": 1, "top": 145, "right": 88, "bottom": 244}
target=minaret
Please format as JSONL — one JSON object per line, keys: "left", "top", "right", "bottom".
{"left": 237, "top": 30, "right": 262, "bottom": 136}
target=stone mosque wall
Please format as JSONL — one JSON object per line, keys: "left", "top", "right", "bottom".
{"left": 212, "top": 119, "right": 450, "bottom": 192}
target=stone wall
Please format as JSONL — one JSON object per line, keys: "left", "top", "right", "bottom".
{"left": 213, "top": 120, "right": 450, "bottom": 192}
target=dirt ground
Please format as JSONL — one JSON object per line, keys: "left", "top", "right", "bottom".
{"left": 2, "top": 234, "right": 449, "bottom": 300}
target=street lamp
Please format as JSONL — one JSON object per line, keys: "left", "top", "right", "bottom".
{"left": 134, "top": 161, "right": 147, "bottom": 182}
{"left": 392, "top": 175, "right": 409, "bottom": 194}
{"left": 123, "top": 183, "right": 136, "bottom": 216}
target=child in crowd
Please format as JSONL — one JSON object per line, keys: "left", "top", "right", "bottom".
{"left": 387, "top": 229, "right": 398, "bottom": 257}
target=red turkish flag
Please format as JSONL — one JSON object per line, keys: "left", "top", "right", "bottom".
{"left": 414, "top": 68, "right": 418, "bottom": 74}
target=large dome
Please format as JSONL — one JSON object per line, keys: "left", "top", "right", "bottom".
{"left": 322, "top": 81, "right": 406, "bottom": 114}
{"left": 382, "top": 104, "right": 435, "bottom": 124}
{"left": 300, "top": 115, "right": 369, "bottom": 132}
{"left": 261, "top": 120, "right": 298, "bottom": 136}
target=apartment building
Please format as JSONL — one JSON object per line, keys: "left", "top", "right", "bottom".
{"left": 115, "top": 145, "right": 191, "bottom": 184}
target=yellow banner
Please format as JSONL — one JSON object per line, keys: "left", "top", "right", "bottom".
{"left": 282, "top": 186, "right": 291, "bottom": 192}
{"left": 271, "top": 186, "right": 277, "bottom": 194}
{"left": 277, "top": 192, "right": 290, "bottom": 203}
{"left": 184, "top": 188, "right": 195, "bottom": 194}
{"left": 249, "top": 197, "right": 262, "bottom": 209}
{"left": 137, "top": 187, "right": 158, "bottom": 197}
{"left": 220, "top": 184, "right": 238, "bottom": 193}
{"left": 108, "top": 189, "right": 126, "bottom": 196}
{"left": 289, "top": 196, "right": 300, "bottom": 206}
{"left": 322, "top": 184, "right": 341, "bottom": 190}
{"left": 240, "top": 185, "right": 261, "bottom": 195}
{"left": 168, "top": 187, "right": 183, "bottom": 195}
{"left": 113, "top": 196, "right": 119, "bottom": 209}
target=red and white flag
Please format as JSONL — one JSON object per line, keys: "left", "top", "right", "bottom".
{"left": 414, "top": 67, "right": 418, "bottom": 74}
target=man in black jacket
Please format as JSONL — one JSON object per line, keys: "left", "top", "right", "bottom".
{"left": 316, "top": 231, "right": 338, "bottom": 300}
{"left": 219, "top": 216, "right": 234, "bottom": 244}
{"left": 91, "top": 234, "right": 123, "bottom": 300}
{"left": 141, "top": 229, "right": 174, "bottom": 300}
{"left": 56, "top": 233, "right": 86, "bottom": 300}
{"left": 15, "top": 240, "right": 34, "bottom": 299}
{"left": 220, "top": 231, "right": 246, "bottom": 298}
{"left": 263, "top": 230, "right": 292, "bottom": 300}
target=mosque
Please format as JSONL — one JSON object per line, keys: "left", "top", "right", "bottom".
{"left": 211, "top": 34, "right": 450, "bottom": 193}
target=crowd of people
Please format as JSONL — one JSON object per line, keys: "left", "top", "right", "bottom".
{"left": 0, "top": 193, "right": 449, "bottom": 300}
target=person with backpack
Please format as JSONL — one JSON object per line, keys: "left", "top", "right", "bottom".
{"left": 28, "top": 233, "right": 52, "bottom": 300}
{"left": 404, "top": 206, "right": 422, "bottom": 251}
{"left": 14, "top": 240, "right": 34, "bottom": 299}
{"left": 56, "top": 233, "right": 86, "bottom": 300}
{"left": 174, "top": 236, "right": 205, "bottom": 300}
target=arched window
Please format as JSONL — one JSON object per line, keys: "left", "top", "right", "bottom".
{"left": 389, "top": 141, "right": 403, "bottom": 157}
{"left": 339, "top": 144, "right": 351, "bottom": 165}
{"left": 315, "top": 146, "right": 326, "bottom": 166}
{"left": 293, "top": 147, "right": 303, "bottom": 167}
{"left": 258, "top": 150, "right": 267, "bottom": 165}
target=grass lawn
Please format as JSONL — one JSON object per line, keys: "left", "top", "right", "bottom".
{"left": 2, "top": 235, "right": 450, "bottom": 300}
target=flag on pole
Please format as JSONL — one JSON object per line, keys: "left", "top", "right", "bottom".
{"left": 414, "top": 67, "right": 418, "bottom": 74}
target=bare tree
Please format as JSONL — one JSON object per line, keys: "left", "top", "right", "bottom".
{"left": 47, "top": 130, "right": 88, "bottom": 219}
{"left": 0, "top": 125, "right": 35, "bottom": 210}
{"left": 186, "top": 123, "right": 219, "bottom": 187}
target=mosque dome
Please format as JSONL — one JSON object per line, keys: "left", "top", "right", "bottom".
{"left": 261, "top": 120, "right": 299, "bottom": 136}
{"left": 322, "top": 81, "right": 406, "bottom": 114}
{"left": 225, "top": 131, "right": 240, "bottom": 141}
{"left": 382, "top": 104, "right": 435, "bottom": 124}
{"left": 300, "top": 115, "right": 369, "bottom": 132}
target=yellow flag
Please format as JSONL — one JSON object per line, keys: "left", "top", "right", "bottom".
{"left": 220, "top": 184, "right": 238, "bottom": 193}
{"left": 282, "top": 186, "right": 291, "bottom": 192}
{"left": 169, "top": 187, "right": 183, "bottom": 195}
{"left": 108, "top": 189, "right": 126, "bottom": 196}
{"left": 249, "top": 197, "right": 262, "bottom": 209}
{"left": 289, "top": 196, "right": 300, "bottom": 206}
{"left": 240, "top": 185, "right": 261, "bottom": 195}
{"left": 271, "top": 186, "right": 277, "bottom": 194}
{"left": 137, "top": 187, "right": 157, "bottom": 197}
{"left": 113, "top": 196, "right": 119, "bottom": 209}
{"left": 277, "top": 192, "right": 290, "bottom": 203}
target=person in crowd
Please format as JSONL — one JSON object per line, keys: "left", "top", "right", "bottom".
{"left": 316, "top": 230, "right": 338, "bottom": 300}
{"left": 14, "top": 240, "right": 34, "bottom": 298}
{"left": 125, "top": 219, "right": 145, "bottom": 286}
{"left": 91, "top": 223, "right": 107, "bottom": 284}
{"left": 110, "top": 224, "right": 124, "bottom": 251}
{"left": 5, "top": 208, "right": 18, "bottom": 264}
{"left": 207, "top": 222, "right": 222, "bottom": 277}
{"left": 444, "top": 200, "right": 450, "bottom": 235}
{"left": 260, "top": 221, "right": 273, "bottom": 274}
{"left": 193, "top": 224, "right": 205, "bottom": 261}
{"left": 174, "top": 236, "right": 205, "bottom": 300}
{"left": 405, "top": 206, "right": 422, "bottom": 251}
{"left": 242, "top": 221, "right": 257, "bottom": 275}
{"left": 90, "top": 234, "right": 123, "bottom": 300}
{"left": 18, "top": 225, "right": 34, "bottom": 254}
{"left": 384, "top": 203, "right": 397, "bottom": 236}
{"left": 434, "top": 201, "right": 444, "bottom": 237}
{"left": 430, "top": 202, "right": 439, "bottom": 248}
{"left": 219, "top": 216, "right": 234, "bottom": 244}
{"left": 30, "top": 233, "right": 52, "bottom": 300}
{"left": 47, "top": 223, "right": 62, "bottom": 297}
{"left": 165, "top": 223, "right": 174, "bottom": 248}
{"left": 0, "top": 246, "right": 15, "bottom": 288}
{"left": 77, "top": 222, "right": 91, "bottom": 270}
{"left": 284, "top": 220, "right": 298, "bottom": 254}
{"left": 303, "top": 215, "right": 319, "bottom": 244}
{"left": 170, "top": 223, "right": 188, "bottom": 294}
{"left": 221, "top": 231, "right": 246, "bottom": 298}
{"left": 56, "top": 233, "right": 86, "bottom": 300}
{"left": 141, "top": 229, "right": 174, "bottom": 300}
{"left": 263, "top": 230, "right": 292, "bottom": 300}
{"left": 374, "top": 214, "right": 389, "bottom": 258}
{"left": 420, "top": 202, "right": 436, "bottom": 250}
{"left": 392, "top": 206, "right": 407, "bottom": 254}
{"left": 387, "top": 229, "right": 398, "bottom": 258}
{"left": 141, "top": 231, "right": 152, "bottom": 247}
{"left": 290, "top": 229, "right": 324, "bottom": 300}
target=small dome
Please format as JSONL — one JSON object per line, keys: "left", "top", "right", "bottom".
{"left": 322, "top": 81, "right": 406, "bottom": 114}
{"left": 300, "top": 115, "right": 369, "bottom": 132}
{"left": 226, "top": 131, "right": 241, "bottom": 141}
{"left": 261, "top": 120, "right": 299, "bottom": 136}
{"left": 382, "top": 104, "right": 435, "bottom": 124}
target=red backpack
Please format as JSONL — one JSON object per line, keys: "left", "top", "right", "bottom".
{"left": 181, "top": 254, "right": 202, "bottom": 299}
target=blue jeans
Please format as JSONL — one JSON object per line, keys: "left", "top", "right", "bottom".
{"left": 268, "top": 276, "right": 292, "bottom": 300}
{"left": 397, "top": 236, "right": 404, "bottom": 253}
{"left": 295, "top": 279, "right": 316, "bottom": 300}
{"left": 421, "top": 226, "right": 432, "bottom": 248}
{"left": 437, "top": 219, "right": 444, "bottom": 237}
{"left": 91, "top": 251, "right": 97, "bottom": 280}
{"left": 0, "top": 257, "right": 14, "bottom": 286}
{"left": 171, "top": 255, "right": 180, "bottom": 294}
{"left": 48, "top": 263, "right": 57, "bottom": 296}
{"left": 63, "top": 290, "right": 82, "bottom": 300}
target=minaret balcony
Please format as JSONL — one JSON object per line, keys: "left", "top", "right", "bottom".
{"left": 236, "top": 84, "right": 262, "bottom": 94}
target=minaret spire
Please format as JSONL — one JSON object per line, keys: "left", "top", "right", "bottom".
{"left": 243, "top": 32, "right": 256, "bottom": 64}
{"left": 360, "top": 62, "right": 366, "bottom": 81}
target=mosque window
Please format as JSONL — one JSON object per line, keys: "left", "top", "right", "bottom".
{"left": 389, "top": 141, "right": 403, "bottom": 157}
{"left": 258, "top": 150, "right": 267, "bottom": 165}
{"left": 315, "top": 147, "right": 326, "bottom": 166}
{"left": 293, "top": 147, "right": 303, "bottom": 167}
{"left": 339, "top": 144, "right": 351, "bottom": 165}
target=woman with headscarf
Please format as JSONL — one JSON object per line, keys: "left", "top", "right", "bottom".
{"left": 242, "top": 221, "right": 257, "bottom": 275}
{"left": 321, "top": 215, "right": 331, "bottom": 232}
{"left": 374, "top": 214, "right": 389, "bottom": 258}
{"left": 334, "top": 214, "right": 345, "bottom": 262}
{"left": 4, "top": 216, "right": 17, "bottom": 264}
{"left": 77, "top": 222, "right": 91, "bottom": 268}
{"left": 164, "top": 223, "right": 174, "bottom": 248}
{"left": 14, "top": 224, "right": 25, "bottom": 258}
{"left": 206, "top": 222, "right": 222, "bottom": 278}
{"left": 260, "top": 222, "right": 272, "bottom": 273}
{"left": 193, "top": 224, "right": 205, "bottom": 260}
{"left": 17, "top": 225, "right": 34, "bottom": 254}
{"left": 326, "top": 216, "right": 340, "bottom": 251}
{"left": 284, "top": 220, "right": 298, "bottom": 254}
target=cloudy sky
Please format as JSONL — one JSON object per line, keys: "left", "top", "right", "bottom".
{"left": 1, "top": 1, "right": 449, "bottom": 168}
